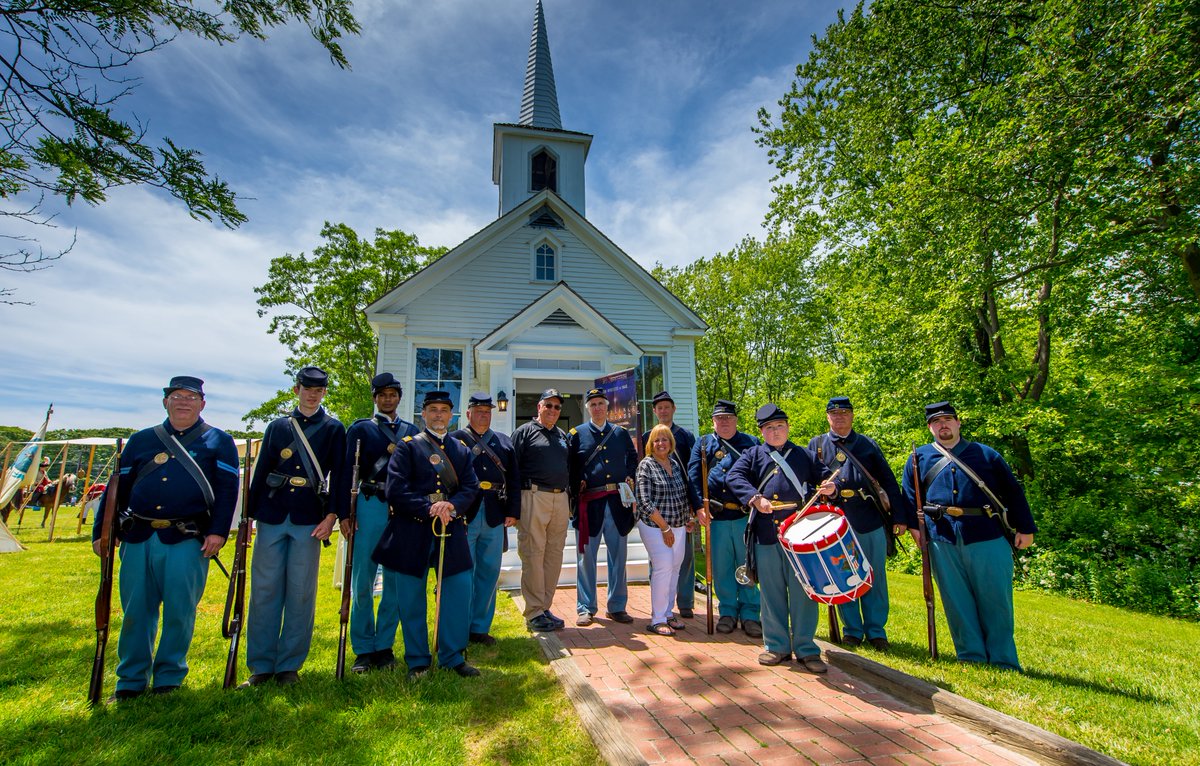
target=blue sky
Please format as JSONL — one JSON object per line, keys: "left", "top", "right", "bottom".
{"left": 0, "top": 0, "right": 844, "bottom": 432}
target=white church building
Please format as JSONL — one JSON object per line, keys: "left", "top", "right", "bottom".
{"left": 365, "top": 1, "right": 707, "bottom": 438}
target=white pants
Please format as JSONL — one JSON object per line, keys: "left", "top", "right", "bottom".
{"left": 639, "top": 520, "right": 687, "bottom": 624}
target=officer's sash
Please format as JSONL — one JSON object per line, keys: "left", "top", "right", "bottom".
{"left": 287, "top": 417, "right": 328, "bottom": 494}
{"left": 410, "top": 432, "right": 460, "bottom": 496}
{"left": 132, "top": 424, "right": 214, "bottom": 510}
{"left": 458, "top": 429, "right": 507, "bottom": 486}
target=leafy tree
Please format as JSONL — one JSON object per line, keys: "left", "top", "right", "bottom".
{"left": 0, "top": 0, "right": 360, "bottom": 302}
{"left": 250, "top": 222, "right": 446, "bottom": 426}
{"left": 0, "top": 426, "right": 34, "bottom": 452}
{"left": 750, "top": 0, "right": 1200, "bottom": 615}
{"left": 655, "top": 235, "right": 834, "bottom": 435}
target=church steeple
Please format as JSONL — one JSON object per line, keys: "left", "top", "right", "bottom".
{"left": 493, "top": 1, "right": 591, "bottom": 218}
{"left": 518, "top": 0, "right": 561, "bottom": 129}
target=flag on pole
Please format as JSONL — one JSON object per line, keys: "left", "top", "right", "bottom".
{"left": 0, "top": 404, "right": 52, "bottom": 553}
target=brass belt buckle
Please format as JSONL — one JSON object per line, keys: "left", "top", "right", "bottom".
{"left": 150, "top": 519, "right": 172, "bottom": 529}
{"left": 428, "top": 493, "right": 446, "bottom": 503}
{"left": 479, "top": 481, "right": 493, "bottom": 490}
{"left": 839, "top": 489, "right": 857, "bottom": 499}
{"left": 945, "top": 506, "right": 964, "bottom": 517}
{"left": 289, "top": 476, "right": 307, "bottom": 487}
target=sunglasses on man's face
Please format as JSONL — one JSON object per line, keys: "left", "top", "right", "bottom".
{"left": 541, "top": 403, "right": 562, "bottom": 410}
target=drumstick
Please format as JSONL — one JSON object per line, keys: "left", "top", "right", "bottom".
{"left": 795, "top": 467, "right": 842, "bottom": 517}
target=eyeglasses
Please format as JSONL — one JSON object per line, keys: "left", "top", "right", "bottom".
{"left": 541, "top": 403, "right": 562, "bottom": 410}
{"left": 168, "top": 394, "right": 202, "bottom": 403}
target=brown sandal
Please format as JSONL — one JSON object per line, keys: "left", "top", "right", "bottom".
{"left": 647, "top": 623, "right": 675, "bottom": 636}
{"left": 666, "top": 617, "right": 686, "bottom": 630}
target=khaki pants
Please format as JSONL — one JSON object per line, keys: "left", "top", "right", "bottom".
{"left": 517, "top": 489, "right": 570, "bottom": 619}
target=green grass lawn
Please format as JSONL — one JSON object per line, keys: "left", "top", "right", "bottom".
{"left": 0, "top": 510, "right": 602, "bottom": 766}
{"left": 817, "top": 571, "right": 1200, "bottom": 766}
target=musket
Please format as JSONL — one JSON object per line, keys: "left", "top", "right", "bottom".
{"left": 699, "top": 448, "right": 714, "bottom": 635}
{"left": 88, "top": 438, "right": 122, "bottom": 707}
{"left": 335, "top": 440, "right": 361, "bottom": 679}
{"left": 221, "top": 439, "right": 253, "bottom": 689}
{"left": 912, "top": 446, "right": 938, "bottom": 659}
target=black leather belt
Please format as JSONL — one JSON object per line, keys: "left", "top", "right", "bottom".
{"left": 526, "top": 483, "right": 566, "bottom": 494}
{"left": 924, "top": 504, "right": 987, "bottom": 518}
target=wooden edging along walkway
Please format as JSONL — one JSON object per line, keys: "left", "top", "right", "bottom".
{"left": 816, "top": 641, "right": 1128, "bottom": 766}
{"left": 513, "top": 592, "right": 648, "bottom": 766}
{"left": 515, "top": 588, "right": 1124, "bottom": 766}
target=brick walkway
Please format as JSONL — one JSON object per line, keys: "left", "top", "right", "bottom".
{"left": 548, "top": 584, "right": 1038, "bottom": 766}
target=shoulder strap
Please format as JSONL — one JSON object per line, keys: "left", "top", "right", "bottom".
{"left": 459, "top": 429, "right": 507, "bottom": 477}
{"left": 831, "top": 436, "right": 886, "bottom": 494}
{"left": 367, "top": 418, "right": 402, "bottom": 481}
{"left": 583, "top": 425, "right": 618, "bottom": 468}
{"left": 921, "top": 454, "right": 953, "bottom": 489}
{"left": 150, "top": 424, "right": 215, "bottom": 511}
{"left": 289, "top": 417, "right": 327, "bottom": 493}
{"left": 765, "top": 448, "right": 805, "bottom": 495}
{"left": 932, "top": 442, "right": 1009, "bottom": 514}
{"left": 412, "top": 432, "right": 461, "bottom": 495}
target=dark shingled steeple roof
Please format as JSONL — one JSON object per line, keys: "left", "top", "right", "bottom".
{"left": 518, "top": 0, "right": 561, "bottom": 130}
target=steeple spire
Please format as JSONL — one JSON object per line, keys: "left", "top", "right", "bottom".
{"left": 518, "top": 0, "right": 562, "bottom": 130}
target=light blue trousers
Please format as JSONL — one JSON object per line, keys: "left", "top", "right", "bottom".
{"left": 349, "top": 495, "right": 401, "bottom": 655}
{"left": 466, "top": 512, "right": 505, "bottom": 635}
{"left": 836, "top": 526, "right": 890, "bottom": 640}
{"left": 394, "top": 567, "right": 470, "bottom": 670}
{"left": 115, "top": 536, "right": 208, "bottom": 691}
{"left": 711, "top": 518, "right": 760, "bottom": 621}
{"left": 246, "top": 519, "right": 321, "bottom": 674}
{"left": 756, "top": 542, "right": 819, "bottom": 659}
{"left": 576, "top": 507, "right": 628, "bottom": 616}
{"left": 930, "top": 535, "right": 1020, "bottom": 670}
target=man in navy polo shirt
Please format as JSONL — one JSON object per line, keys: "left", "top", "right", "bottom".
{"left": 243, "top": 366, "right": 346, "bottom": 687}
{"left": 94, "top": 375, "right": 239, "bottom": 701}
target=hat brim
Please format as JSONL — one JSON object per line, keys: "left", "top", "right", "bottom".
{"left": 163, "top": 386, "right": 203, "bottom": 397}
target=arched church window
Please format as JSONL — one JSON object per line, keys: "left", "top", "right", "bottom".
{"left": 535, "top": 243, "right": 556, "bottom": 281}
{"left": 531, "top": 149, "right": 557, "bottom": 192}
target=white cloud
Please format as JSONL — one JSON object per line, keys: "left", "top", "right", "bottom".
{"left": 0, "top": 1, "right": 844, "bottom": 432}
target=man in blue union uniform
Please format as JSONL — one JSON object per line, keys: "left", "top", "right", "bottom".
{"left": 243, "top": 366, "right": 346, "bottom": 687}
{"left": 570, "top": 388, "right": 638, "bottom": 626}
{"left": 94, "top": 375, "right": 239, "bottom": 701}
{"left": 451, "top": 392, "right": 521, "bottom": 646}
{"left": 374, "top": 390, "right": 481, "bottom": 678}
{"left": 726, "top": 404, "right": 837, "bottom": 672}
{"left": 640, "top": 390, "right": 699, "bottom": 618}
{"left": 808, "top": 396, "right": 915, "bottom": 651}
{"left": 335, "top": 372, "right": 419, "bottom": 672}
{"left": 688, "top": 399, "right": 762, "bottom": 638}
{"left": 902, "top": 401, "right": 1036, "bottom": 670}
